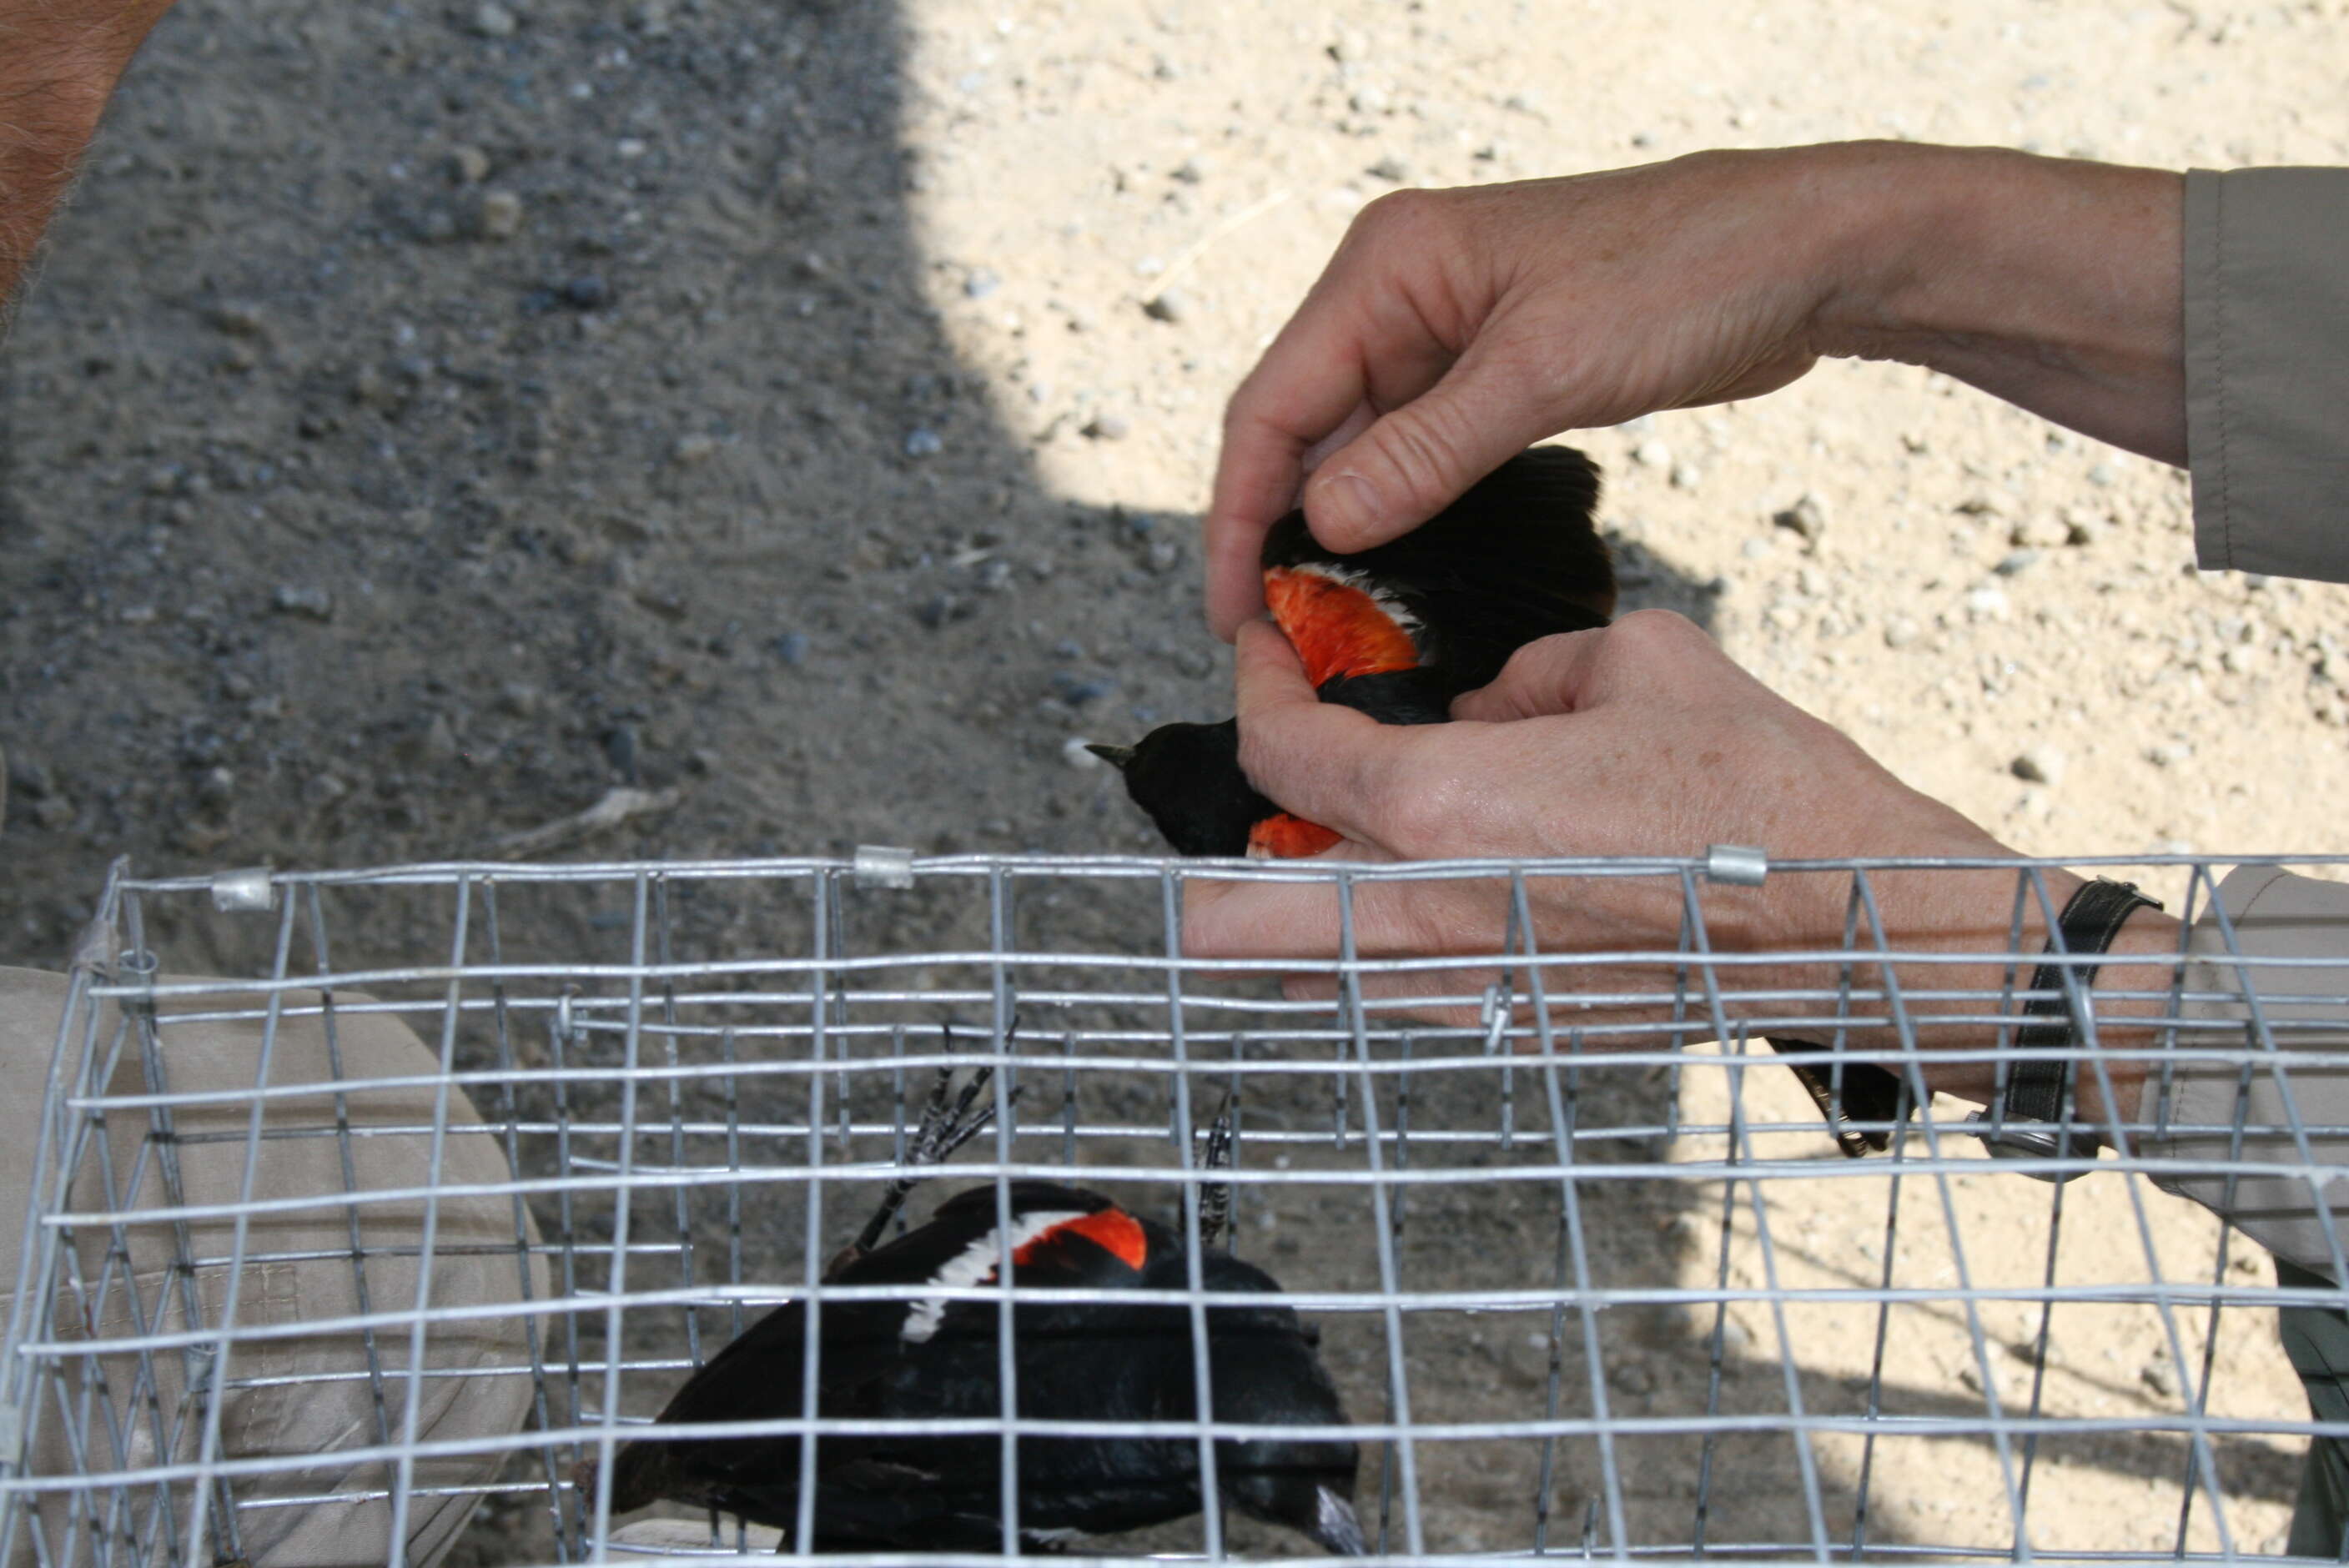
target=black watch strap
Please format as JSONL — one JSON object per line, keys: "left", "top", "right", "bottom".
{"left": 2004, "top": 877, "right": 2164, "bottom": 1123}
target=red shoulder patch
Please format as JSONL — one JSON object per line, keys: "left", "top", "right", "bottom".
{"left": 1014, "top": 1206, "right": 1148, "bottom": 1270}
{"left": 1246, "top": 812, "right": 1344, "bottom": 859}
{"left": 1264, "top": 567, "right": 1420, "bottom": 687}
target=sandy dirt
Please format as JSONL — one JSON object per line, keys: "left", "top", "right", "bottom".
{"left": 7, "top": 0, "right": 2349, "bottom": 1560}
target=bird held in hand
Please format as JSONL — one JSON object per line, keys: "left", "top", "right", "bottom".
{"left": 1093, "top": 445, "right": 1904, "bottom": 1157}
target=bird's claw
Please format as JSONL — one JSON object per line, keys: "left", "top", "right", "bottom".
{"left": 1196, "top": 1089, "right": 1235, "bottom": 1250}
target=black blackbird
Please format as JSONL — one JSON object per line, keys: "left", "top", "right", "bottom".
{"left": 1093, "top": 446, "right": 1904, "bottom": 1156}
{"left": 586, "top": 1073, "right": 1362, "bottom": 1553}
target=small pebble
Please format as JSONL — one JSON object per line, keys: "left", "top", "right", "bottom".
{"left": 1773, "top": 494, "right": 1828, "bottom": 541}
{"left": 2010, "top": 515, "right": 2069, "bottom": 549}
{"left": 1366, "top": 154, "right": 1410, "bottom": 182}
{"left": 471, "top": 189, "right": 523, "bottom": 240}
{"left": 1632, "top": 439, "right": 1671, "bottom": 469}
{"left": 772, "top": 632, "right": 809, "bottom": 666}
{"left": 273, "top": 585, "right": 334, "bottom": 621}
{"left": 448, "top": 144, "right": 491, "bottom": 184}
{"left": 672, "top": 433, "right": 718, "bottom": 465}
{"left": 1083, "top": 414, "right": 1131, "bottom": 441}
{"left": 1965, "top": 585, "right": 2011, "bottom": 620}
{"left": 904, "top": 428, "right": 943, "bottom": 458}
{"left": 1994, "top": 548, "right": 2040, "bottom": 576}
{"left": 964, "top": 269, "right": 1001, "bottom": 299}
{"left": 1883, "top": 616, "right": 1921, "bottom": 649}
{"left": 1669, "top": 462, "right": 1702, "bottom": 490}
{"left": 1608, "top": 1360, "right": 1655, "bottom": 1396}
{"left": 1143, "top": 289, "right": 1190, "bottom": 324}
{"left": 561, "top": 274, "right": 611, "bottom": 309}
{"left": 1169, "top": 156, "right": 1206, "bottom": 183}
{"left": 207, "top": 302, "right": 268, "bottom": 338}
{"left": 470, "top": 2, "right": 517, "bottom": 38}
{"left": 2088, "top": 462, "right": 2117, "bottom": 487}
{"left": 2141, "top": 1359, "right": 2179, "bottom": 1398}
{"left": 1740, "top": 536, "right": 1773, "bottom": 560}
{"left": 2011, "top": 746, "right": 2067, "bottom": 787}
{"left": 1050, "top": 671, "right": 1114, "bottom": 706}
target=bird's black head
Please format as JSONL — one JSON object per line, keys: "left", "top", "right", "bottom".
{"left": 1202, "top": 1255, "right": 1363, "bottom": 1554}
{"left": 1089, "top": 718, "right": 1272, "bottom": 858}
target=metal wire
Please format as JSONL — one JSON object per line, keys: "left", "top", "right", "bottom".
{"left": 2, "top": 852, "right": 2346, "bottom": 1567}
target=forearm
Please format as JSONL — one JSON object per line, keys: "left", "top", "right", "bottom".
{"left": 0, "top": 0, "right": 175, "bottom": 314}
{"left": 1813, "top": 142, "right": 2186, "bottom": 465}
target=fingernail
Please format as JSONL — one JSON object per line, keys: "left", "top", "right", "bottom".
{"left": 1310, "top": 470, "right": 1381, "bottom": 543}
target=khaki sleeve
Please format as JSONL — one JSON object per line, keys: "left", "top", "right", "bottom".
{"left": 2143, "top": 865, "right": 2349, "bottom": 1279}
{"left": 2183, "top": 167, "right": 2349, "bottom": 582}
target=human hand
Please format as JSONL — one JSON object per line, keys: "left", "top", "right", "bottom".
{"left": 0, "top": 0, "right": 181, "bottom": 310}
{"left": 1181, "top": 611, "right": 2176, "bottom": 1111}
{"left": 1205, "top": 142, "right": 2184, "bottom": 638}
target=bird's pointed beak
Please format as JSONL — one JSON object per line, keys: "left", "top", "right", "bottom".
{"left": 1313, "top": 1487, "right": 1366, "bottom": 1555}
{"left": 1084, "top": 742, "right": 1135, "bottom": 771}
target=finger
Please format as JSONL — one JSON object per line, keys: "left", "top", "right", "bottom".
{"left": 1300, "top": 335, "right": 1567, "bottom": 553}
{"left": 1204, "top": 400, "right": 1381, "bottom": 641}
{"left": 1448, "top": 628, "right": 1613, "bottom": 722}
{"left": 1230, "top": 619, "right": 1395, "bottom": 841}
{"left": 1205, "top": 263, "right": 1459, "bottom": 639}
{"left": 1205, "top": 316, "right": 1381, "bottom": 640}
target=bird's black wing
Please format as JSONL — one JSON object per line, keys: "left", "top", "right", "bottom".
{"left": 1263, "top": 445, "right": 1615, "bottom": 696}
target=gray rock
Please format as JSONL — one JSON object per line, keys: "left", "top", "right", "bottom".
{"left": 964, "top": 269, "right": 1002, "bottom": 299}
{"left": 448, "top": 144, "right": 492, "bottom": 184}
{"left": 903, "top": 428, "right": 943, "bottom": 458}
{"left": 772, "top": 632, "right": 809, "bottom": 666}
{"left": 1669, "top": 462, "right": 1703, "bottom": 490}
{"left": 1366, "top": 154, "right": 1410, "bottom": 182}
{"left": 273, "top": 584, "right": 334, "bottom": 621}
{"left": 207, "top": 302, "right": 269, "bottom": 338}
{"left": 561, "top": 274, "right": 611, "bottom": 309}
{"left": 1994, "top": 548, "right": 2040, "bottom": 575}
{"left": 2010, "top": 746, "right": 2066, "bottom": 786}
{"left": 2141, "top": 1358, "right": 2179, "bottom": 1398}
{"left": 1170, "top": 156, "right": 1206, "bottom": 183}
{"left": 1632, "top": 439, "right": 1671, "bottom": 468}
{"left": 1883, "top": 616, "right": 1921, "bottom": 649}
{"left": 1143, "top": 289, "right": 1190, "bottom": 324}
{"left": 470, "top": 2, "right": 517, "bottom": 38}
{"left": 672, "top": 433, "right": 719, "bottom": 465}
{"left": 1083, "top": 413, "right": 1131, "bottom": 442}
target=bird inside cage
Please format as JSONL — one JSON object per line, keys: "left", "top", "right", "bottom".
{"left": 581, "top": 1063, "right": 1363, "bottom": 1554}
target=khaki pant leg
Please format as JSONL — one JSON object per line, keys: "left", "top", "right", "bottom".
{"left": 0, "top": 966, "right": 550, "bottom": 1567}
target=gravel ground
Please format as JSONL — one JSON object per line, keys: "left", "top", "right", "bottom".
{"left": 6, "top": 0, "right": 2349, "bottom": 1560}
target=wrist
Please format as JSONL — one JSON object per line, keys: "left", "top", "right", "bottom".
{"left": 1811, "top": 142, "right": 2186, "bottom": 462}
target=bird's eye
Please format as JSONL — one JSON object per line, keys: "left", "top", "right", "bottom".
{"left": 1300, "top": 1323, "right": 1323, "bottom": 1349}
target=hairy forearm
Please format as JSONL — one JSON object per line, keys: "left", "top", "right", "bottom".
{"left": 1814, "top": 143, "right": 2187, "bottom": 465}
{"left": 0, "top": 0, "right": 176, "bottom": 315}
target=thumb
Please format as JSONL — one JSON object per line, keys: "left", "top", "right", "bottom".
{"left": 1298, "top": 345, "right": 1559, "bottom": 552}
{"left": 1448, "top": 628, "right": 1612, "bottom": 722}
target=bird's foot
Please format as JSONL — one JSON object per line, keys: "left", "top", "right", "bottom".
{"left": 1196, "top": 1088, "right": 1235, "bottom": 1250}
{"left": 834, "top": 1023, "right": 1026, "bottom": 1273}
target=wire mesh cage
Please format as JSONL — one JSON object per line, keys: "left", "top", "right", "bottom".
{"left": 3, "top": 850, "right": 2345, "bottom": 1567}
